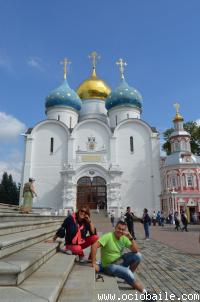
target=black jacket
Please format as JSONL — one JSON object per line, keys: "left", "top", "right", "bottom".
{"left": 56, "top": 214, "right": 92, "bottom": 244}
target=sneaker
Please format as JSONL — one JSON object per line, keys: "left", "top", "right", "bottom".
{"left": 60, "top": 249, "right": 73, "bottom": 255}
{"left": 79, "top": 256, "right": 88, "bottom": 263}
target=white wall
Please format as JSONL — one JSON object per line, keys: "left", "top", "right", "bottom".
{"left": 79, "top": 99, "right": 107, "bottom": 116}
{"left": 109, "top": 106, "right": 141, "bottom": 128}
{"left": 46, "top": 107, "right": 78, "bottom": 128}
{"left": 72, "top": 120, "right": 111, "bottom": 161}
{"left": 23, "top": 121, "right": 69, "bottom": 209}
{"left": 114, "top": 120, "right": 160, "bottom": 216}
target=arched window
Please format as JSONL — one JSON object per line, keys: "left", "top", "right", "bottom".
{"left": 50, "top": 137, "right": 54, "bottom": 154}
{"left": 130, "top": 136, "right": 134, "bottom": 153}
{"left": 70, "top": 116, "right": 72, "bottom": 128}
{"left": 115, "top": 115, "right": 118, "bottom": 126}
{"left": 57, "top": 115, "right": 60, "bottom": 121}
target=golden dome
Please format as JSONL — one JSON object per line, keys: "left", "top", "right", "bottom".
{"left": 77, "top": 69, "right": 111, "bottom": 100}
{"left": 172, "top": 103, "right": 184, "bottom": 122}
{"left": 173, "top": 112, "right": 184, "bottom": 122}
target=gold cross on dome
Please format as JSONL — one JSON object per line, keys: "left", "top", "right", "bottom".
{"left": 89, "top": 51, "right": 100, "bottom": 69}
{"left": 173, "top": 102, "right": 180, "bottom": 113}
{"left": 60, "top": 57, "right": 71, "bottom": 80}
{"left": 116, "top": 58, "right": 127, "bottom": 79}
{"left": 89, "top": 51, "right": 100, "bottom": 77}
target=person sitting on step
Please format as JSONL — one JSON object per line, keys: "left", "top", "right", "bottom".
{"left": 91, "top": 220, "right": 155, "bottom": 301}
{"left": 53, "top": 206, "right": 98, "bottom": 263}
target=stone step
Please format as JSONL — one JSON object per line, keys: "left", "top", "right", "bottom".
{"left": 0, "top": 241, "right": 59, "bottom": 285}
{"left": 0, "top": 202, "right": 19, "bottom": 209}
{"left": 0, "top": 213, "right": 65, "bottom": 222}
{"left": 0, "top": 224, "right": 60, "bottom": 258}
{"left": 19, "top": 253, "right": 75, "bottom": 302}
{"left": 0, "top": 253, "right": 75, "bottom": 302}
{"left": 94, "top": 274, "right": 121, "bottom": 302}
{"left": 57, "top": 264, "right": 95, "bottom": 302}
{"left": 0, "top": 209, "right": 19, "bottom": 215}
{"left": 0, "top": 219, "right": 63, "bottom": 236}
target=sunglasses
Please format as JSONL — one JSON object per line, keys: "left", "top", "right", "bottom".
{"left": 80, "top": 209, "right": 87, "bottom": 214}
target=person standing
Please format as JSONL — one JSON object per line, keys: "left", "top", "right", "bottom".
{"left": 174, "top": 212, "right": 181, "bottom": 231}
{"left": 21, "top": 178, "right": 37, "bottom": 214}
{"left": 124, "top": 206, "right": 136, "bottom": 240}
{"left": 142, "top": 208, "right": 151, "bottom": 240}
{"left": 160, "top": 211, "right": 165, "bottom": 227}
{"left": 110, "top": 214, "right": 115, "bottom": 228}
{"left": 152, "top": 211, "right": 156, "bottom": 226}
{"left": 181, "top": 211, "right": 188, "bottom": 232}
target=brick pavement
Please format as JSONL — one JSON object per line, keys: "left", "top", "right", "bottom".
{"left": 92, "top": 212, "right": 200, "bottom": 301}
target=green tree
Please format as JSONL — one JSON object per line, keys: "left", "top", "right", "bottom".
{"left": 0, "top": 172, "right": 20, "bottom": 205}
{"left": 162, "top": 121, "right": 200, "bottom": 155}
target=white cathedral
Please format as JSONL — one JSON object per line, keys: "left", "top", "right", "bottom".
{"left": 20, "top": 53, "right": 161, "bottom": 217}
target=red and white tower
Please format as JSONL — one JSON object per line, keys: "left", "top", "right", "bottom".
{"left": 160, "top": 104, "right": 200, "bottom": 222}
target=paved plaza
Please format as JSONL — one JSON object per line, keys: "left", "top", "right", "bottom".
{"left": 93, "top": 213, "right": 200, "bottom": 301}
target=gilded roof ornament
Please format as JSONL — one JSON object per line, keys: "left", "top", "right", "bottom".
{"left": 89, "top": 51, "right": 100, "bottom": 78}
{"left": 116, "top": 58, "right": 127, "bottom": 80}
{"left": 173, "top": 102, "right": 180, "bottom": 114}
{"left": 60, "top": 57, "right": 71, "bottom": 80}
{"left": 173, "top": 102, "right": 184, "bottom": 122}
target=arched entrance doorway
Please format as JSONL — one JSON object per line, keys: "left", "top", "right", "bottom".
{"left": 77, "top": 176, "right": 107, "bottom": 209}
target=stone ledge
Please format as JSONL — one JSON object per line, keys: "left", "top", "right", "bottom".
{"left": 19, "top": 253, "right": 75, "bottom": 302}
{"left": 0, "top": 241, "right": 59, "bottom": 285}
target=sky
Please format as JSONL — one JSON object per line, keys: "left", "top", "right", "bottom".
{"left": 0, "top": 0, "right": 200, "bottom": 182}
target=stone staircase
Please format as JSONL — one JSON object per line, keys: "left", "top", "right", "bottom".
{"left": 0, "top": 204, "right": 120, "bottom": 301}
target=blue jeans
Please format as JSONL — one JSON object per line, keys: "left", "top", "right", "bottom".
{"left": 144, "top": 222, "right": 150, "bottom": 238}
{"left": 103, "top": 252, "right": 142, "bottom": 285}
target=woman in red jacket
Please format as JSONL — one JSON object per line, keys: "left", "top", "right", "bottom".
{"left": 53, "top": 207, "right": 98, "bottom": 262}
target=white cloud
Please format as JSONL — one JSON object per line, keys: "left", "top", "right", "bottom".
{"left": 0, "top": 149, "right": 23, "bottom": 183}
{"left": 27, "top": 57, "right": 44, "bottom": 71}
{"left": 0, "top": 160, "right": 22, "bottom": 183}
{"left": 195, "top": 119, "right": 200, "bottom": 126}
{"left": 0, "top": 112, "right": 26, "bottom": 141}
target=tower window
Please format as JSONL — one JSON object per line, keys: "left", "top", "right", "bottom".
{"left": 186, "top": 175, "right": 193, "bottom": 186}
{"left": 127, "top": 114, "right": 129, "bottom": 119}
{"left": 172, "top": 176, "right": 176, "bottom": 187}
{"left": 115, "top": 115, "right": 118, "bottom": 126}
{"left": 50, "top": 137, "right": 54, "bottom": 154}
{"left": 174, "top": 142, "right": 180, "bottom": 151}
{"left": 130, "top": 136, "right": 134, "bottom": 153}
{"left": 70, "top": 116, "right": 72, "bottom": 128}
{"left": 58, "top": 115, "right": 60, "bottom": 121}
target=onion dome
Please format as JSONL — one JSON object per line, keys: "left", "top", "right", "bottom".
{"left": 76, "top": 51, "right": 111, "bottom": 100}
{"left": 45, "top": 58, "right": 82, "bottom": 111}
{"left": 105, "top": 58, "right": 142, "bottom": 111}
{"left": 173, "top": 103, "right": 184, "bottom": 122}
{"left": 45, "top": 79, "right": 82, "bottom": 111}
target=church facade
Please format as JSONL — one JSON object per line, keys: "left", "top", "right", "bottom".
{"left": 20, "top": 53, "right": 161, "bottom": 217}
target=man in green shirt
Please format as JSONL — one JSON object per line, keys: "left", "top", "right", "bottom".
{"left": 91, "top": 220, "right": 149, "bottom": 293}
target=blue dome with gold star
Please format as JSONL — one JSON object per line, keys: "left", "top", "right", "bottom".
{"left": 105, "top": 79, "right": 142, "bottom": 111}
{"left": 45, "top": 80, "right": 82, "bottom": 111}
